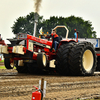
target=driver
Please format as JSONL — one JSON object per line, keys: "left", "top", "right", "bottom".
{"left": 46, "top": 30, "right": 60, "bottom": 52}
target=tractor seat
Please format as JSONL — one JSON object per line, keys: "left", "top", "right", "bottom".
{"left": 59, "top": 36, "right": 62, "bottom": 41}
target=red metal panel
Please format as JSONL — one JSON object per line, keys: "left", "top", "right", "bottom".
{"left": 96, "top": 54, "right": 100, "bottom": 56}
{"left": 27, "top": 34, "right": 52, "bottom": 47}
{"left": 26, "top": 37, "right": 29, "bottom": 50}
{"left": 32, "top": 91, "right": 41, "bottom": 100}
{"left": 32, "top": 54, "right": 37, "bottom": 60}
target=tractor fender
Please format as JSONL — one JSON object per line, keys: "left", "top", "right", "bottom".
{"left": 59, "top": 39, "right": 76, "bottom": 46}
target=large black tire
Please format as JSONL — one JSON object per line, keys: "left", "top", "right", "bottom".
{"left": 96, "top": 56, "right": 100, "bottom": 71}
{"left": 16, "top": 61, "right": 28, "bottom": 73}
{"left": 4, "top": 58, "right": 14, "bottom": 69}
{"left": 37, "top": 53, "right": 47, "bottom": 68}
{"left": 56, "top": 43, "right": 74, "bottom": 75}
{"left": 27, "top": 60, "right": 46, "bottom": 75}
{"left": 27, "top": 61, "right": 39, "bottom": 74}
{"left": 68, "top": 42, "right": 97, "bottom": 76}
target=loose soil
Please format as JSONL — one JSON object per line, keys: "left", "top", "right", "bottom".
{"left": 1, "top": 69, "right": 100, "bottom": 100}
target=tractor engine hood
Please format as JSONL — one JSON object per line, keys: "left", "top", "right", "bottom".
{"left": 27, "top": 34, "right": 52, "bottom": 47}
{"left": 7, "top": 39, "right": 25, "bottom": 46}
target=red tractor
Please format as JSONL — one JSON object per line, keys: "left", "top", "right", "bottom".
{"left": 1, "top": 26, "right": 97, "bottom": 76}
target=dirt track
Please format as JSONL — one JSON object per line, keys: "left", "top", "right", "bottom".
{"left": 0, "top": 62, "right": 4, "bottom": 66}
{"left": 1, "top": 69, "right": 100, "bottom": 100}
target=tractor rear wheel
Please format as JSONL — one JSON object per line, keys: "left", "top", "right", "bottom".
{"left": 68, "top": 42, "right": 97, "bottom": 76}
{"left": 96, "top": 56, "right": 100, "bottom": 71}
{"left": 4, "top": 58, "right": 14, "bottom": 69}
{"left": 56, "top": 43, "right": 74, "bottom": 75}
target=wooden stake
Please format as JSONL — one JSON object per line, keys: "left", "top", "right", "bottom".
{"left": 41, "top": 78, "right": 44, "bottom": 91}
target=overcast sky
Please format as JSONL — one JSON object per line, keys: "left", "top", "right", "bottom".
{"left": 0, "top": 0, "right": 100, "bottom": 43}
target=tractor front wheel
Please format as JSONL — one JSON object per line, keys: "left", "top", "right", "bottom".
{"left": 16, "top": 60, "right": 28, "bottom": 73}
{"left": 4, "top": 58, "right": 14, "bottom": 69}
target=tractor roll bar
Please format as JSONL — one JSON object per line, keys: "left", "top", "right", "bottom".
{"left": 53, "top": 25, "right": 69, "bottom": 39}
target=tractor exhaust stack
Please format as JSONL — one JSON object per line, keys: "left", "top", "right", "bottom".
{"left": 33, "top": 13, "right": 39, "bottom": 37}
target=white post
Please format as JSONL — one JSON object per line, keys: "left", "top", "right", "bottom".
{"left": 39, "top": 80, "right": 41, "bottom": 90}
{"left": 38, "top": 79, "right": 47, "bottom": 97}
{"left": 43, "top": 81, "right": 47, "bottom": 97}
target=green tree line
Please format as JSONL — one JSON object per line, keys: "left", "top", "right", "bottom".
{"left": 11, "top": 12, "right": 97, "bottom": 38}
